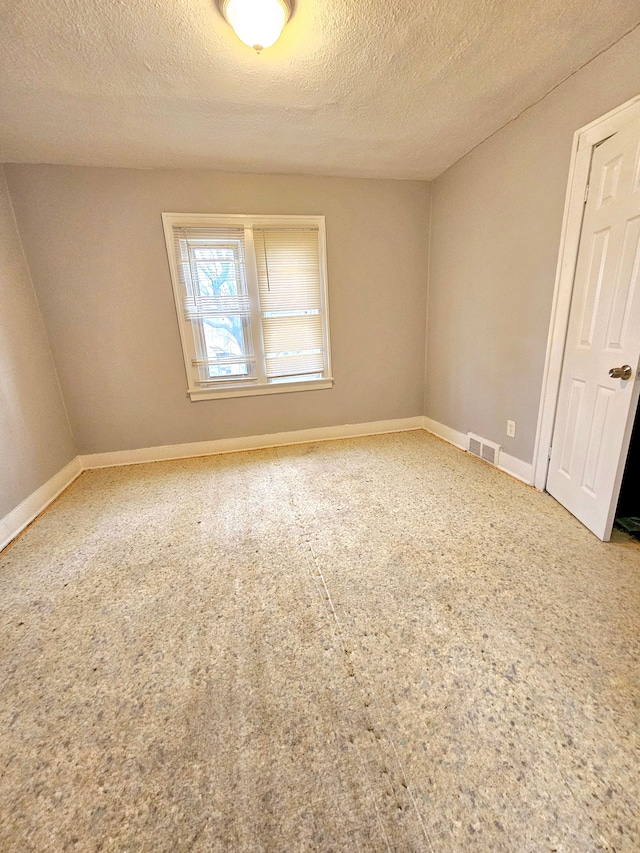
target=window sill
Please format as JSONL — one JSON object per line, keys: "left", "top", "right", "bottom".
{"left": 188, "top": 377, "right": 334, "bottom": 401}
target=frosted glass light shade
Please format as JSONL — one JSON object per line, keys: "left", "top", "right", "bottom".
{"left": 223, "top": 0, "right": 290, "bottom": 52}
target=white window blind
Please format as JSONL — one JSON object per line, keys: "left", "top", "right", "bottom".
{"left": 162, "top": 214, "right": 332, "bottom": 401}
{"left": 254, "top": 227, "right": 325, "bottom": 380}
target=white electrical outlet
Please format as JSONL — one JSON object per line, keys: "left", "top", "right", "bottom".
{"left": 507, "top": 419, "right": 516, "bottom": 438}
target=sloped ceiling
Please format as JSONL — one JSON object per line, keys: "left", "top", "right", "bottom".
{"left": 0, "top": 0, "right": 639, "bottom": 179}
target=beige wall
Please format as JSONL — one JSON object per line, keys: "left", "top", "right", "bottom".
{"left": 4, "top": 168, "right": 431, "bottom": 455}
{"left": 0, "top": 168, "right": 76, "bottom": 519}
{"left": 426, "top": 26, "right": 640, "bottom": 463}
{"left": 8, "top": 25, "right": 637, "bottom": 473}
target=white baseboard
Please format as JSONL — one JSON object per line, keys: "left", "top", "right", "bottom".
{"left": 423, "top": 416, "right": 534, "bottom": 486}
{"left": 422, "top": 416, "right": 467, "bottom": 450}
{"left": 0, "top": 457, "right": 83, "bottom": 552}
{"left": 80, "top": 417, "right": 426, "bottom": 469}
{"left": 497, "top": 452, "right": 535, "bottom": 486}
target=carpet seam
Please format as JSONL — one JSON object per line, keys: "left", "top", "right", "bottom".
{"left": 276, "top": 448, "right": 435, "bottom": 852}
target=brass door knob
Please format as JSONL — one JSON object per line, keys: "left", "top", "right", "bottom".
{"left": 609, "top": 365, "right": 633, "bottom": 380}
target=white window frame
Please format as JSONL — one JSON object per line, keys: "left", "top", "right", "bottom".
{"left": 162, "top": 213, "right": 333, "bottom": 401}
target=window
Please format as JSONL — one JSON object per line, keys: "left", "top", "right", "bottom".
{"left": 162, "top": 214, "right": 333, "bottom": 400}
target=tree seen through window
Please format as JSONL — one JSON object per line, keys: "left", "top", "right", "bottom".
{"left": 192, "top": 246, "right": 248, "bottom": 377}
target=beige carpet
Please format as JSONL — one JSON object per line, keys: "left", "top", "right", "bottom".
{"left": 1, "top": 431, "right": 638, "bottom": 852}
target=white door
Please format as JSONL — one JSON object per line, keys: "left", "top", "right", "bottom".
{"left": 547, "top": 116, "right": 640, "bottom": 541}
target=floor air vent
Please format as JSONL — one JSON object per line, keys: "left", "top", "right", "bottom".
{"left": 467, "top": 433, "right": 501, "bottom": 467}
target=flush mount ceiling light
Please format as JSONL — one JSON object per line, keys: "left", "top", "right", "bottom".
{"left": 222, "top": 0, "right": 291, "bottom": 53}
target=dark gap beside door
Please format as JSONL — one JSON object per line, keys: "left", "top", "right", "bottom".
{"left": 615, "top": 399, "right": 640, "bottom": 539}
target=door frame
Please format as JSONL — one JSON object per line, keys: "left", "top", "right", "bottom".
{"left": 532, "top": 93, "right": 640, "bottom": 491}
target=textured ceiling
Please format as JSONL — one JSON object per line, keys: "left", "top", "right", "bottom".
{"left": 0, "top": 0, "right": 639, "bottom": 179}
